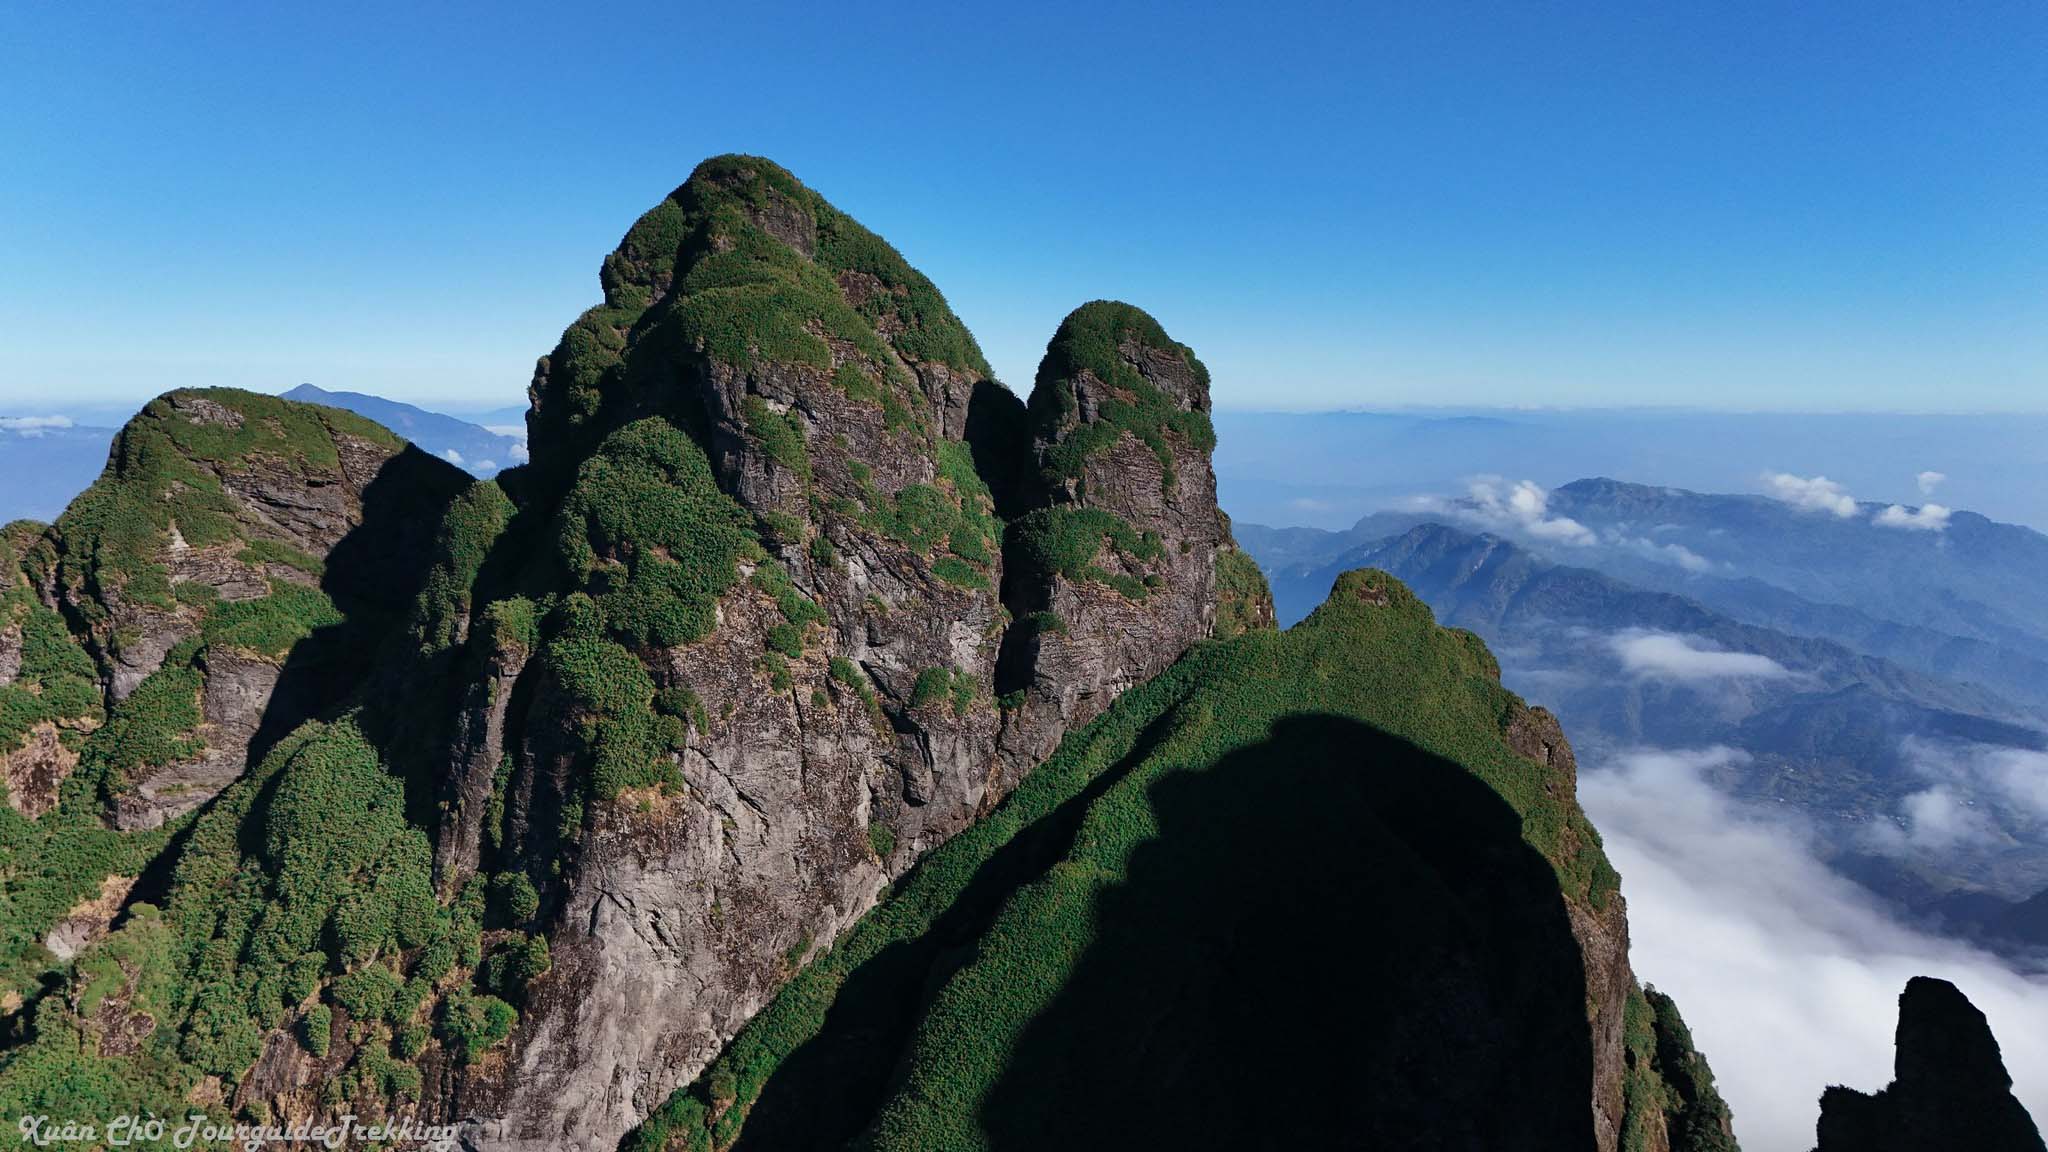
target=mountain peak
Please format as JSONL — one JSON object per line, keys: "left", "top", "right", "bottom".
{"left": 1816, "top": 977, "right": 2043, "bottom": 1152}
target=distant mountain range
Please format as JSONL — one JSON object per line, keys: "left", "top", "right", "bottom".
{"left": 0, "top": 388, "right": 525, "bottom": 525}
{"left": 1240, "top": 478, "right": 2048, "bottom": 957}
{"left": 280, "top": 384, "right": 525, "bottom": 475}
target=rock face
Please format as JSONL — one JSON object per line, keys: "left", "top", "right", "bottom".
{"left": 403, "top": 158, "right": 1269, "bottom": 1150}
{"left": 1001, "top": 301, "right": 1230, "bottom": 743}
{"left": 1815, "top": 976, "right": 2044, "bottom": 1152}
{"left": 0, "top": 157, "right": 1715, "bottom": 1152}
{"left": 42, "top": 388, "right": 465, "bottom": 824}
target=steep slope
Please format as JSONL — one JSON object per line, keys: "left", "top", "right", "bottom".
{"left": 1815, "top": 977, "right": 2043, "bottom": 1152}
{"left": 0, "top": 157, "right": 1739, "bottom": 1152}
{"left": 401, "top": 158, "right": 1264, "bottom": 1149}
{"left": 0, "top": 388, "right": 468, "bottom": 1111}
{"left": 626, "top": 571, "right": 1728, "bottom": 1152}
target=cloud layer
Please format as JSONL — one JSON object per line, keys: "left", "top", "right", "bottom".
{"left": 1464, "top": 476, "right": 1596, "bottom": 545}
{"left": 1609, "top": 630, "right": 1792, "bottom": 681}
{"left": 0, "top": 415, "right": 75, "bottom": 438}
{"left": 1874, "top": 502, "right": 1952, "bottom": 531}
{"left": 1581, "top": 747, "right": 2048, "bottom": 1151}
{"left": 1764, "top": 472, "right": 1859, "bottom": 517}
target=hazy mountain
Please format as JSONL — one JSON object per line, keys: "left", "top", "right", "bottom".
{"left": 280, "top": 383, "right": 525, "bottom": 476}
{"left": 1212, "top": 409, "right": 2048, "bottom": 534}
{"left": 1241, "top": 479, "right": 2048, "bottom": 711}
{"left": 1256, "top": 522, "right": 2048, "bottom": 921}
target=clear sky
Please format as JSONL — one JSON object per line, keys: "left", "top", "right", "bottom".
{"left": 3, "top": 1, "right": 2044, "bottom": 416}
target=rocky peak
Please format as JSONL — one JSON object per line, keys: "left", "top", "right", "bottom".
{"left": 1815, "top": 976, "right": 2043, "bottom": 1152}
{"left": 1000, "top": 301, "right": 1241, "bottom": 736}
{"left": 410, "top": 161, "right": 1265, "bottom": 1149}
{"left": 38, "top": 386, "right": 466, "bottom": 828}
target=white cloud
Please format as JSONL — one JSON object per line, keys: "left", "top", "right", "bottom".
{"left": 1462, "top": 476, "right": 1596, "bottom": 545}
{"left": 1764, "top": 472, "right": 1859, "bottom": 518}
{"left": 441, "top": 448, "right": 465, "bottom": 466}
{"left": 1917, "top": 470, "right": 1946, "bottom": 496}
{"left": 474, "top": 460, "right": 497, "bottom": 473}
{"left": 507, "top": 440, "right": 530, "bottom": 464}
{"left": 0, "top": 415, "right": 74, "bottom": 438}
{"left": 484, "top": 424, "right": 527, "bottom": 438}
{"left": 1581, "top": 748, "right": 2048, "bottom": 1152}
{"left": 1907, "top": 741, "right": 2048, "bottom": 824}
{"left": 1874, "top": 503, "right": 1951, "bottom": 532}
{"left": 1986, "top": 748, "right": 2048, "bottom": 821}
{"left": 1612, "top": 532, "right": 1714, "bottom": 572}
{"left": 1609, "top": 630, "right": 1792, "bottom": 681}
{"left": 1895, "top": 787, "right": 2000, "bottom": 851}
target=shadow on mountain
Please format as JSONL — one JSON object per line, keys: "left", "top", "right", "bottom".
{"left": 975, "top": 714, "right": 1595, "bottom": 1151}
{"left": 727, "top": 707, "right": 1185, "bottom": 1152}
{"left": 251, "top": 445, "right": 467, "bottom": 781}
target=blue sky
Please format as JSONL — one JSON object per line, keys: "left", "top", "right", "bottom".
{"left": 3, "top": 1, "right": 2044, "bottom": 415}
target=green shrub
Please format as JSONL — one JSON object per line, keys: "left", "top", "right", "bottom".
{"left": 438, "top": 990, "right": 517, "bottom": 1064}
{"left": 491, "top": 871, "right": 541, "bottom": 923}
{"left": 868, "top": 822, "right": 896, "bottom": 860}
{"left": 331, "top": 964, "right": 402, "bottom": 1024}
{"left": 301, "top": 1004, "right": 332, "bottom": 1057}
{"left": 557, "top": 418, "right": 756, "bottom": 650}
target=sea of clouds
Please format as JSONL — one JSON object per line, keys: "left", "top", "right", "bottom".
{"left": 1580, "top": 747, "right": 2048, "bottom": 1152}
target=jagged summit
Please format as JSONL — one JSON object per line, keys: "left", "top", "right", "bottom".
{"left": 0, "top": 158, "right": 1740, "bottom": 1152}
{"left": 525, "top": 154, "right": 998, "bottom": 487}
{"left": 1816, "top": 977, "right": 2044, "bottom": 1152}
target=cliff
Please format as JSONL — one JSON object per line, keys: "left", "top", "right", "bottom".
{"left": 1815, "top": 977, "right": 2043, "bottom": 1152}
{"left": 0, "top": 157, "right": 1734, "bottom": 1152}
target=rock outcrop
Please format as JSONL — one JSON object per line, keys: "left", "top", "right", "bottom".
{"left": 999, "top": 301, "right": 1232, "bottom": 745}
{"left": 38, "top": 388, "right": 467, "bottom": 826}
{"left": 1815, "top": 976, "right": 2043, "bottom": 1152}
{"left": 0, "top": 156, "right": 1724, "bottom": 1152}
{"left": 396, "top": 158, "right": 1270, "bottom": 1150}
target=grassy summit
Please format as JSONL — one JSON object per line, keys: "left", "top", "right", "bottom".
{"left": 628, "top": 569, "right": 1638, "bottom": 1151}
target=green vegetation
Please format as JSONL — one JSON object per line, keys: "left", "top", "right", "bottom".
{"left": 629, "top": 567, "right": 1624, "bottom": 1152}
{"left": 53, "top": 389, "right": 396, "bottom": 612}
{"left": 867, "top": 822, "right": 896, "bottom": 860}
{"left": 1008, "top": 507, "right": 1161, "bottom": 600}
{"left": 1623, "top": 987, "right": 1739, "bottom": 1152}
{"left": 543, "top": 622, "right": 682, "bottom": 804}
{"left": 201, "top": 580, "right": 343, "bottom": 659}
{"left": 300, "top": 1004, "right": 333, "bottom": 1057}
{"left": 236, "top": 538, "right": 326, "bottom": 577}
{"left": 0, "top": 569, "right": 103, "bottom": 752}
{"left": 1212, "top": 547, "right": 1274, "bottom": 638}
{"left": 843, "top": 440, "right": 1001, "bottom": 590}
{"left": 556, "top": 418, "right": 755, "bottom": 650}
{"left": 909, "top": 667, "right": 976, "bottom": 716}
{"left": 741, "top": 397, "right": 810, "bottom": 482}
{"left": 1029, "top": 301, "right": 1216, "bottom": 489}
{"left": 412, "top": 480, "right": 516, "bottom": 653}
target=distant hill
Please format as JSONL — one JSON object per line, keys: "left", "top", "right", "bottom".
{"left": 280, "top": 384, "right": 524, "bottom": 476}
{"left": 1252, "top": 520, "right": 2048, "bottom": 931}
